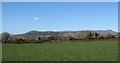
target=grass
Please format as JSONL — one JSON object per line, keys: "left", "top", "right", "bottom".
{"left": 2, "top": 40, "right": 118, "bottom": 61}
{"left": 0, "top": 44, "right": 2, "bottom": 62}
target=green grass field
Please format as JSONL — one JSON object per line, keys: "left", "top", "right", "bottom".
{"left": 2, "top": 40, "right": 118, "bottom": 61}
{"left": 0, "top": 44, "right": 2, "bottom": 62}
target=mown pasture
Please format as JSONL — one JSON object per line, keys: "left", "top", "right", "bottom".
{"left": 2, "top": 40, "right": 118, "bottom": 61}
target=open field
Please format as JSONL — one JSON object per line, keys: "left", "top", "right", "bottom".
{"left": 2, "top": 40, "right": 118, "bottom": 61}
{"left": 0, "top": 44, "right": 2, "bottom": 62}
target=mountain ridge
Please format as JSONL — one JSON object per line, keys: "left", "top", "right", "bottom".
{"left": 12, "top": 29, "right": 117, "bottom": 37}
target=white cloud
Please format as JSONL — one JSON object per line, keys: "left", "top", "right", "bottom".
{"left": 34, "top": 17, "right": 40, "bottom": 21}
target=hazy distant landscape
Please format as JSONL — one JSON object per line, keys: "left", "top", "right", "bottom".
{"left": 1, "top": 29, "right": 119, "bottom": 44}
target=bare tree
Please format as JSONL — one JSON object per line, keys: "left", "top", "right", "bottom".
{"left": 94, "top": 32, "right": 99, "bottom": 39}
{"left": 2, "top": 32, "right": 11, "bottom": 43}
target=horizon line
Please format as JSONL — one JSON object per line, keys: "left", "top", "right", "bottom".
{"left": 2, "top": 29, "right": 118, "bottom": 34}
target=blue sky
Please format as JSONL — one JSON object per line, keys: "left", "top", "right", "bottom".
{"left": 2, "top": 2, "right": 118, "bottom": 34}
{"left": 0, "top": 2, "right": 2, "bottom": 33}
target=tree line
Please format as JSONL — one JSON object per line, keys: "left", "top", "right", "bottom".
{"left": 0, "top": 32, "right": 119, "bottom": 44}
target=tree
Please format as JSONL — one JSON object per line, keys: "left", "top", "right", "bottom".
{"left": 107, "top": 34, "right": 115, "bottom": 39}
{"left": 87, "top": 32, "right": 94, "bottom": 39}
{"left": 94, "top": 32, "right": 99, "bottom": 39}
{"left": 98, "top": 35, "right": 104, "bottom": 39}
{"left": 15, "top": 38, "right": 26, "bottom": 44}
{"left": 2, "top": 32, "right": 10, "bottom": 43}
{"left": 118, "top": 33, "right": 120, "bottom": 38}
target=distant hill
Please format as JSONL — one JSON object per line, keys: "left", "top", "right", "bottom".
{"left": 96, "top": 30, "right": 117, "bottom": 35}
{"left": 12, "top": 29, "right": 117, "bottom": 37}
{"left": 13, "top": 30, "right": 54, "bottom": 37}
